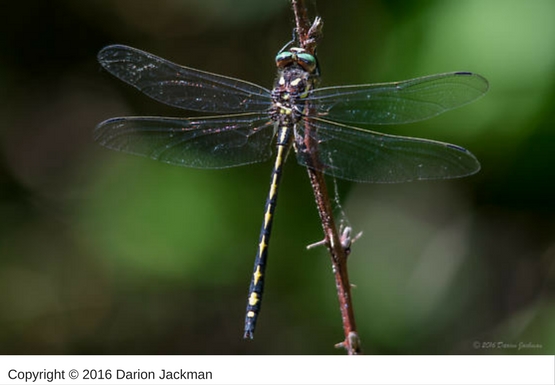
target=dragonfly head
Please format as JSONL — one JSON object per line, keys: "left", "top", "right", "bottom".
{"left": 275, "top": 47, "right": 318, "bottom": 74}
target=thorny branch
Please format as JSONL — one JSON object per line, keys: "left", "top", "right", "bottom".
{"left": 291, "top": 0, "right": 362, "bottom": 355}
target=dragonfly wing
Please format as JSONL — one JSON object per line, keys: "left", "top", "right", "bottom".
{"left": 308, "top": 72, "right": 488, "bottom": 125}
{"left": 98, "top": 45, "right": 272, "bottom": 113}
{"left": 95, "top": 113, "right": 275, "bottom": 168}
{"left": 295, "top": 117, "right": 480, "bottom": 183}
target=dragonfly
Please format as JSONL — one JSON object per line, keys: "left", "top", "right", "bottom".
{"left": 95, "top": 41, "right": 488, "bottom": 339}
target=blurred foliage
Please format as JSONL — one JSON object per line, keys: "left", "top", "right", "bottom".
{"left": 1, "top": 0, "right": 554, "bottom": 354}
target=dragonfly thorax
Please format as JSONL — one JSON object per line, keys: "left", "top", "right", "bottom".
{"left": 270, "top": 65, "right": 314, "bottom": 126}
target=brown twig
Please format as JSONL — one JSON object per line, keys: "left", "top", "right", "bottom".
{"left": 291, "top": 0, "right": 362, "bottom": 355}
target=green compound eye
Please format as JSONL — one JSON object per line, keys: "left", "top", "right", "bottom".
{"left": 296, "top": 52, "right": 317, "bottom": 72}
{"left": 275, "top": 51, "right": 294, "bottom": 66}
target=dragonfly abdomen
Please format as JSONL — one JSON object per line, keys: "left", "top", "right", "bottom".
{"left": 244, "top": 126, "right": 293, "bottom": 339}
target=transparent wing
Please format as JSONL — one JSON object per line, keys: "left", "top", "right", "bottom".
{"left": 307, "top": 72, "right": 488, "bottom": 125}
{"left": 98, "top": 45, "right": 273, "bottom": 113}
{"left": 94, "top": 112, "right": 276, "bottom": 168}
{"left": 295, "top": 117, "right": 480, "bottom": 183}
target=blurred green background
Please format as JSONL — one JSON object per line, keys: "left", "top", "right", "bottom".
{"left": 1, "top": 0, "right": 554, "bottom": 354}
